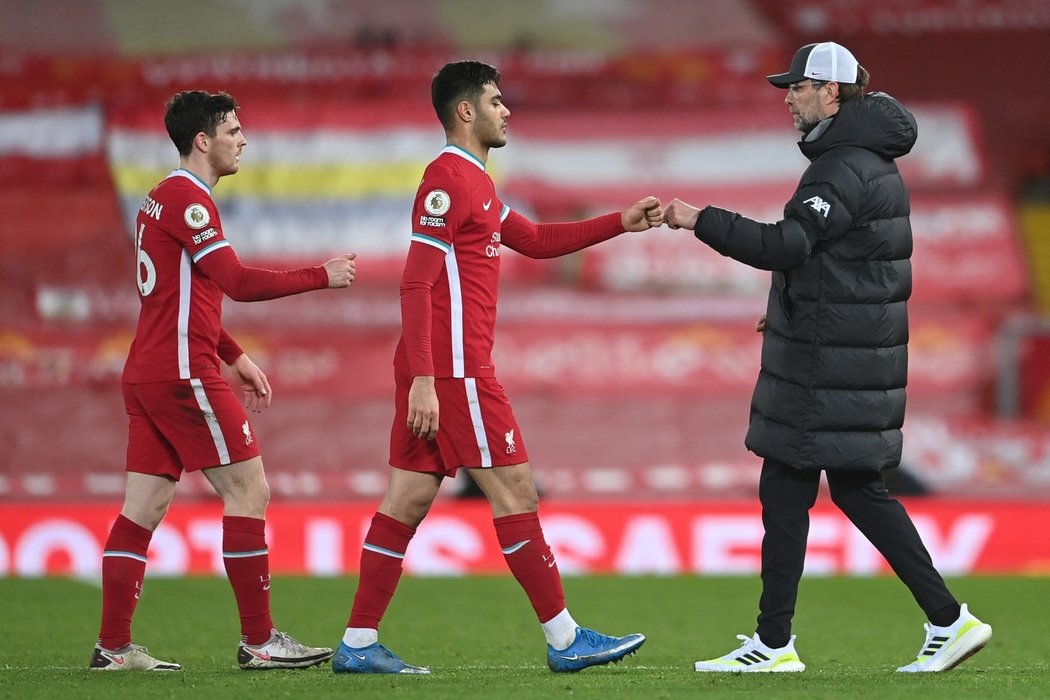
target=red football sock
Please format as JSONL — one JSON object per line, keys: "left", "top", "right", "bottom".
{"left": 494, "top": 512, "right": 566, "bottom": 622}
{"left": 222, "top": 516, "right": 274, "bottom": 645}
{"left": 98, "top": 514, "right": 153, "bottom": 650}
{"left": 347, "top": 512, "right": 416, "bottom": 630}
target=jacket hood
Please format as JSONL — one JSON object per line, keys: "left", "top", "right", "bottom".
{"left": 798, "top": 92, "right": 917, "bottom": 162}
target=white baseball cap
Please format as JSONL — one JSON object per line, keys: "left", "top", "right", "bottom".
{"left": 767, "top": 42, "right": 859, "bottom": 88}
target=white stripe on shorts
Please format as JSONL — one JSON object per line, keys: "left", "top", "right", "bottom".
{"left": 190, "top": 378, "right": 231, "bottom": 465}
{"left": 464, "top": 378, "right": 492, "bottom": 467}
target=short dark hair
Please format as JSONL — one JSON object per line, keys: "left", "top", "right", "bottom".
{"left": 838, "top": 64, "right": 870, "bottom": 103}
{"left": 431, "top": 61, "right": 501, "bottom": 131}
{"left": 164, "top": 90, "right": 239, "bottom": 156}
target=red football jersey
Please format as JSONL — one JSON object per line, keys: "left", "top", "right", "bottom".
{"left": 123, "top": 169, "right": 327, "bottom": 383}
{"left": 396, "top": 146, "right": 506, "bottom": 379}
{"left": 395, "top": 146, "right": 624, "bottom": 379}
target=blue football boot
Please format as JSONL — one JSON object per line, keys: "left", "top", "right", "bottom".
{"left": 547, "top": 626, "right": 645, "bottom": 672}
{"left": 332, "top": 641, "right": 430, "bottom": 674}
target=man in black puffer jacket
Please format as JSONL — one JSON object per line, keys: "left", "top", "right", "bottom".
{"left": 665, "top": 42, "right": 991, "bottom": 674}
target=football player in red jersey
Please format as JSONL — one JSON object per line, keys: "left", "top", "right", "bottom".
{"left": 91, "top": 91, "right": 356, "bottom": 672}
{"left": 332, "top": 61, "right": 663, "bottom": 675}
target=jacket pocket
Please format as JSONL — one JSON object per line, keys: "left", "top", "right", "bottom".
{"left": 773, "top": 273, "right": 794, "bottom": 321}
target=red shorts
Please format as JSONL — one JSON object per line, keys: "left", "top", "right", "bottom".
{"left": 389, "top": 374, "right": 528, "bottom": 477}
{"left": 123, "top": 376, "right": 261, "bottom": 479}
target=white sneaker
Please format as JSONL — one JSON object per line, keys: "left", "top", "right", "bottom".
{"left": 694, "top": 634, "right": 805, "bottom": 673}
{"left": 238, "top": 629, "right": 334, "bottom": 670}
{"left": 897, "top": 603, "right": 992, "bottom": 672}
{"left": 89, "top": 643, "right": 182, "bottom": 671}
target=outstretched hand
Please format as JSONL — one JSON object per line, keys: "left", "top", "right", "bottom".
{"left": 324, "top": 253, "right": 358, "bottom": 288}
{"left": 622, "top": 196, "right": 664, "bottom": 232}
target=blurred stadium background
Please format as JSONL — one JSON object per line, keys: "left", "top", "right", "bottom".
{"left": 2, "top": 0, "right": 1050, "bottom": 578}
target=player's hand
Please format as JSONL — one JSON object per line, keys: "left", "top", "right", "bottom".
{"left": 324, "top": 253, "right": 358, "bottom": 288}
{"left": 663, "top": 198, "right": 701, "bottom": 230}
{"left": 621, "top": 196, "right": 664, "bottom": 232}
{"left": 755, "top": 314, "right": 767, "bottom": 333}
{"left": 229, "top": 354, "right": 272, "bottom": 412}
{"left": 407, "top": 375, "right": 439, "bottom": 440}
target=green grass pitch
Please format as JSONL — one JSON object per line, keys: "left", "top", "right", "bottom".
{"left": 0, "top": 575, "right": 1045, "bottom": 699}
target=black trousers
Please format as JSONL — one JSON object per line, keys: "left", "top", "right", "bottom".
{"left": 756, "top": 458, "right": 957, "bottom": 644}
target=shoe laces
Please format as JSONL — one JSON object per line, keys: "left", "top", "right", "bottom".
{"left": 573, "top": 628, "right": 609, "bottom": 649}
{"left": 915, "top": 622, "right": 938, "bottom": 655}
{"left": 261, "top": 630, "right": 306, "bottom": 653}
{"left": 120, "top": 643, "right": 148, "bottom": 655}
{"left": 376, "top": 644, "right": 400, "bottom": 660}
{"left": 734, "top": 634, "right": 757, "bottom": 651}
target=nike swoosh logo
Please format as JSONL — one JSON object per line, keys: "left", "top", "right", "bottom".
{"left": 247, "top": 649, "right": 271, "bottom": 660}
{"left": 483, "top": 199, "right": 492, "bottom": 210}
{"left": 351, "top": 652, "right": 367, "bottom": 660}
{"left": 262, "top": 584, "right": 270, "bottom": 590}
{"left": 558, "top": 653, "right": 581, "bottom": 661}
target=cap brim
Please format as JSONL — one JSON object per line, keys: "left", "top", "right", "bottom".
{"left": 766, "top": 72, "right": 803, "bottom": 88}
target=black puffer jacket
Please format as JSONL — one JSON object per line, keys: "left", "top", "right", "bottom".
{"left": 694, "top": 93, "right": 917, "bottom": 471}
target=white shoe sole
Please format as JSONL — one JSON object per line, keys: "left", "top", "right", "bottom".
{"left": 239, "top": 652, "right": 334, "bottom": 670}
{"left": 898, "top": 623, "right": 992, "bottom": 673}
{"left": 694, "top": 660, "right": 805, "bottom": 673}
{"left": 933, "top": 623, "right": 992, "bottom": 672}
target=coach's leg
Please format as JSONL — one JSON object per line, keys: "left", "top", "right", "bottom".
{"left": 827, "top": 469, "right": 959, "bottom": 624}
{"left": 756, "top": 460, "right": 821, "bottom": 649}
{"left": 204, "top": 457, "right": 275, "bottom": 644}
{"left": 98, "top": 473, "right": 177, "bottom": 650}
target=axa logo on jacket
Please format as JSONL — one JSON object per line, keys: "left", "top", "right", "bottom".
{"left": 803, "top": 195, "right": 831, "bottom": 217}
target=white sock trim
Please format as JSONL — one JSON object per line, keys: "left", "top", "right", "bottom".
{"left": 542, "top": 608, "right": 578, "bottom": 650}
{"left": 342, "top": 627, "right": 378, "bottom": 648}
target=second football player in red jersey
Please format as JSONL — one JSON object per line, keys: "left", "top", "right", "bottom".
{"left": 91, "top": 90, "right": 356, "bottom": 672}
{"left": 333, "top": 61, "right": 664, "bottom": 675}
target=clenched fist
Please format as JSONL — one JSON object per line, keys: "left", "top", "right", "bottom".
{"left": 324, "top": 253, "right": 358, "bottom": 288}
